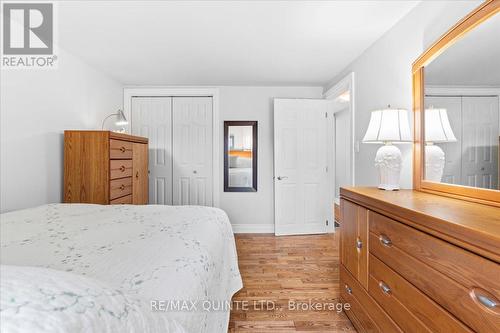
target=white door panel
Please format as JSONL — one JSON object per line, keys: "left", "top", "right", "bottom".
{"left": 274, "top": 99, "right": 330, "bottom": 236}
{"left": 131, "top": 97, "right": 173, "bottom": 204}
{"left": 173, "top": 97, "right": 213, "bottom": 206}
{"left": 461, "top": 96, "right": 499, "bottom": 189}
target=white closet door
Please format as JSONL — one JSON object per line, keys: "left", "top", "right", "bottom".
{"left": 131, "top": 97, "right": 173, "bottom": 205}
{"left": 172, "top": 97, "right": 213, "bottom": 206}
{"left": 461, "top": 96, "right": 499, "bottom": 189}
{"left": 425, "top": 96, "right": 462, "bottom": 184}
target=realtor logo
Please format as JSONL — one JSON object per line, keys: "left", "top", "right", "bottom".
{"left": 2, "top": 2, "right": 57, "bottom": 68}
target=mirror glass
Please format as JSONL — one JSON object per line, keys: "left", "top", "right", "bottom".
{"left": 224, "top": 121, "right": 257, "bottom": 192}
{"left": 423, "top": 14, "right": 500, "bottom": 190}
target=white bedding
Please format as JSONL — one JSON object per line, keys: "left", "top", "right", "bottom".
{"left": 0, "top": 204, "right": 242, "bottom": 333}
{"left": 1, "top": 265, "right": 185, "bottom": 333}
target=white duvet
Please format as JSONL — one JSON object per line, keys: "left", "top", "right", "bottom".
{"left": 0, "top": 204, "right": 243, "bottom": 333}
{"left": 1, "top": 265, "right": 185, "bottom": 333}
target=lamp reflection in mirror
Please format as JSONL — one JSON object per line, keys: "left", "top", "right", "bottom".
{"left": 424, "top": 108, "right": 457, "bottom": 182}
{"left": 363, "top": 107, "right": 412, "bottom": 190}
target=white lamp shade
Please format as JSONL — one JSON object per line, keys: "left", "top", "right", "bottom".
{"left": 362, "top": 108, "right": 412, "bottom": 143}
{"left": 424, "top": 108, "right": 457, "bottom": 143}
{"left": 115, "top": 109, "right": 128, "bottom": 126}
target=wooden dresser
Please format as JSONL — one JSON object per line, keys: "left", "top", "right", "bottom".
{"left": 64, "top": 131, "right": 149, "bottom": 205}
{"left": 339, "top": 187, "right": 500, "bottom": 333}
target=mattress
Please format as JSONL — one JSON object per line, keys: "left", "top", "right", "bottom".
{"left": 0, "top": 204, "right": 243, "bottom": 333}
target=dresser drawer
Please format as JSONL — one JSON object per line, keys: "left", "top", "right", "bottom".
{"left": 110, "top": 194, "right": 132, "bottom": 204}
{"left": 110, "top": 139, "right": 133, "bottom": 159}
{"left": 369, "top": 254, "right": 471, "bottom": 333}
{"left": 110, "top": 160, "right": 133, "bottom": 179}
{"left": 340, "top": 265, "right": 401, "bottom": 333}
{"left": 369, "top": 211, "right": 500, "bottom": 332}
{"left": 110, "top": 177, "right": 132, "bottom": 200}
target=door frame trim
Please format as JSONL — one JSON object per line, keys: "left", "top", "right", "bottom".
{"left": 324, "top": 72, "right": 356, "bottom": 231}
{"left": 123, "top": 87, "right": 220, "bottom": 208}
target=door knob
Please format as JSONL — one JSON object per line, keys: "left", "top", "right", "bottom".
{"left": 277, "top": 176, "right": 288, "bottom": 180}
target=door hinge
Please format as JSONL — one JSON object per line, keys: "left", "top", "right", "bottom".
{"left": 326, "top": 166, "right": 328, "bottom": 172}
{"left": 325, "top": 112, "right": 328, "bottom": 118}
{"left": 326, "top": 220, "right": 329, "bottom": 226}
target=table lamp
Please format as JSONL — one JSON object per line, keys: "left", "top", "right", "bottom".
{"left": 362, "top": 107, "right": 412, "bottom": 190}
{"left": 424, "top": 108, "right": 457, "bottom": 182}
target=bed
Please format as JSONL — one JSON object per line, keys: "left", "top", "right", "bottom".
{"left": 0, "top": 204, "right": 242, "bottom": 333}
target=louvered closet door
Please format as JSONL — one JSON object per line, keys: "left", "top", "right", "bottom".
{"left": 462, "top": 96, "right": 499, "bottom": 189}
{"left": 131, "top": 97, "right": 173, "bottom": 205}
{"left": 172, "top": 97, "right": 213, "bottom": 206}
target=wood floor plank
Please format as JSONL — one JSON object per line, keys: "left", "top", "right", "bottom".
{"left": 230, "top": 233, "right": 356, "bottom": 332}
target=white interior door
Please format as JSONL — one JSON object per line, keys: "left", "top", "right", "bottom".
{"left": 274, "top": 99, "right": 330, "bottom": 236}
{"left": 461, "top": 96, "right": 499, "bottom": 189}
{"left": 131, "top": 97, "right": 173, "bottom": 204}
{"left": 173, "top": 97, "right": 213, "bottom": 206}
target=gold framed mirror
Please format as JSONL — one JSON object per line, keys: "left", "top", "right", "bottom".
{"left": 413, "top": 0, "right": 500, "bottom": 207}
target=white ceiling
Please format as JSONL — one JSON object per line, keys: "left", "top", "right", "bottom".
{"left": 425, "top": 13, "right": 500, "bottom": 86}
{"left": 58, "top": 1, "right": 419, "bottom": 86}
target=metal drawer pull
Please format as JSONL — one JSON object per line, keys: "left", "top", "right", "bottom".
{"left": 119, "top": 165, "right": 126, "bottom": 172}
{"left": 477, "top": 295, "right": 498, "bottom": 308}
{"left": 345, "top": 284, "right": 352, "bottom": 295}
{"left": 379, "top": 234, "right": 392, "bottom": 247}
{"left": 356, "top": 238, "right": 363, "bottom": 249}
{"left": 120, "top": 146, "right": 126, "bottom": 153}
{"left": 119, "top": 184, "right": 125, "bottom": 191}
{"left": 379, "top": 281, "right": 391, "bottom": 295}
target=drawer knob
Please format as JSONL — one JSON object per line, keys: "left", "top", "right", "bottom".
{"left": 120, "top": 146, "right": 126, "bottom": 153}
{"left": 379, "top": 234, "right": 392, "bottom": 247}
{"left": 119, "top": 184, "right": 125, "bottom": 190}
{"left": 119, "top": 165, "right": 126, "bottom": 172}
{"left": 472, "top": 288, "right": 498, "bottom": 310}
{"left": 344, "top": 284, "right": 352, "bottom": 295}
{"left": 356, "top": 238, "right": 363, "bottom": 249}
{"left": 478, "top": 295, "right": 498, "bottom": 309}
{"left": 379, "top": 281, "right": 391, "bottom": 295}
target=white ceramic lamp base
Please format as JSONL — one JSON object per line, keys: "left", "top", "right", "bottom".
{"left": 374, "top": 144, "right": 402, "bottom": 191}
{"left": 425, "top": 144, "right": 445, "bottom": 182}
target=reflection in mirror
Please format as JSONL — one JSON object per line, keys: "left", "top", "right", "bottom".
{"left": 424, "top": 13, "right": 500, "bottom": 190}
{"left": 224, "top": 121, "right": 257, "bottom": 192}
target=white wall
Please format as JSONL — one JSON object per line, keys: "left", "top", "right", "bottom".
{"left": 0, "top": 49, "right": 123, "bottom": 212}
{"left": 325, "top": 1, "right": 481, "bottom": 189}
{"left": 218, "top": 86, "right": 323, "bottom": 232}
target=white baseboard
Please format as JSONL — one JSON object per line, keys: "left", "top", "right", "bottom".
{"left": 231, "top": 224, "right": 275, "bottom": 234}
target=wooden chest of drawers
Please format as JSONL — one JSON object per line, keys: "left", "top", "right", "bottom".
{"left": 340, "top": 187, "right": 500, "bottom": 333}
{"left": 64, "top": 131, "right": 148, "bottom": 205}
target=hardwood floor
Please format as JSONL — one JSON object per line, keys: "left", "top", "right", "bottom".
{"left": 229, "top": 233, "right": 356, "bottom": 332}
